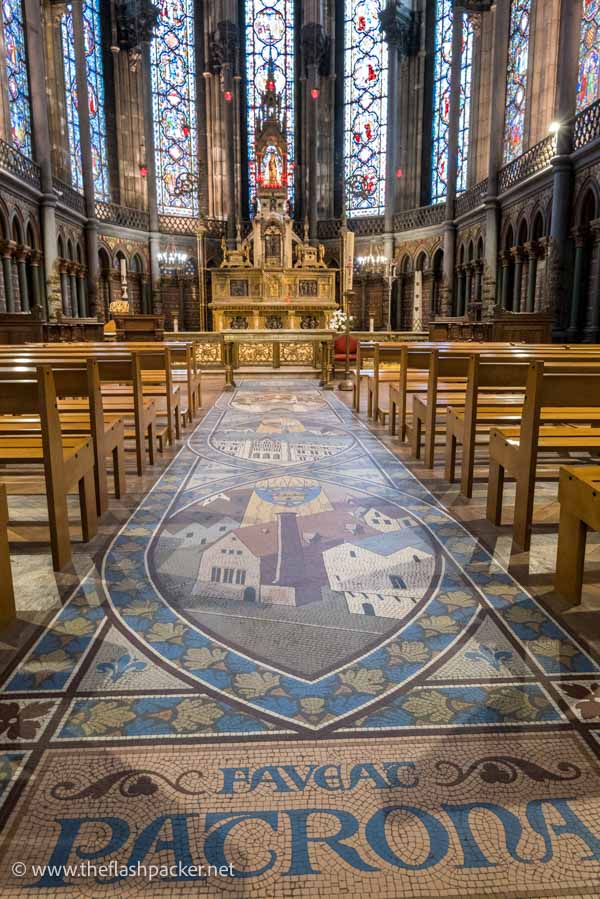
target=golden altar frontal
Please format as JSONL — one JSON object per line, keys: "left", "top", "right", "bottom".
{"left": 222, "top": 329, "right": 334, "bottom": 390}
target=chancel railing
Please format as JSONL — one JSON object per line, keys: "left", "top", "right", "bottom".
{"left": 498, "top": 135, "right": 557, "bottom": 193}
{"left": 317, "top": 219, "right": 342, "bottom": 239}
{"left": 393, "top": 203, "right": 447, "bottom": 231}
{"left": 158, "top": 215, "right": 226, "bottom": 238}
{"left": 0, "top": 139, "right": 41, "bottom": 189}
{"left": 95, "top": 201, "right": 150, "bottom": 231}
{"left": 574, "top": 98, "right": 600, "bottom": 150}
{"left": 455, "top": 179, "right": 488, "bottom": 217}
{"left": 52, "top": 176, "right": 86, "bottom": 215}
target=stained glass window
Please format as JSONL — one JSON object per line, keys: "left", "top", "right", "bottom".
{"left": 503, "top": 0, "right": 531, "bottom": 164}
{"left": 150, "top": 0, "right": 198, "bottom": 217}
{"left": 343, "top": 0, "right": 388, "bottom": 217}
{"left": 61, "top": 1, "right": 110, "bottom": 200}
{"left": 245, "top": 0, "right": 295, "bottom": 210}
{"left": 577, "top": 0, "right": 600, "bottom": 111}
{"left": 2, "top": 0, "right": 32, "bottom": 156}
{"left": 431, "top": 1, "right": 473, "bottom": 203}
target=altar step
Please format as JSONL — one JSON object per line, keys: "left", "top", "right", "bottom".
{"left": 234, "top": 365, "right": 321, "bottom": 380}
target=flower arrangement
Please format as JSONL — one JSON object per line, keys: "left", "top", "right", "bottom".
{"left": 329, "top": 309, "right": 354, "bottom": 332}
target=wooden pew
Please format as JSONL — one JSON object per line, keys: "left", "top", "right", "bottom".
{"left": 388, "top": 346, "right": 469, "bottom": 442}
{"left": 486, "top": 361, "right": 600, "bottom": 551}
{"left": 410, "top": 351, "right": 481, "bottom": 466}
{"left": 50, "top": 340, "right": 202, "bottom": 425}
{"left": 0, "top": 360, "right": 126, "bottom": 516}
{"left": 366, "top": 343, "right": 407, "bottom": 423}
{"left": 104, "top": 348, "right": 181, "bottom": 446}
{"left": 0, "top": 366, "right": 97, "bottom": 570}
{"left": 353, "top": 340, "right": 411, "bottom": 413}
{"left": 25, "top": 345, "right": 182, "bottom": 447}
{"left": 0, "top": 349, "right": 159, "bottom": 476}
{"left": 0, "top": 484, "right": 15, "bottom": 622}
{"left": 409, "top": 346, "right": 600, "bottom": 469}
{"left": 445, "top": 354, "right": 600, "bottom": 498}
{"left": 555, "top": 466, "right": 600, "bottom": 604}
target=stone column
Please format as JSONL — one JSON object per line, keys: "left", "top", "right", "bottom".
{"left": 567, "top": 228, "right": 589, "bottom": 341}
{"left": 16, "top": 248, "right": 29, "bottom": 312}
{"left": 442, "top": 5, "right": 465, "bottom": 313}
{"left": 211, "top": 19, "right": 240, "bottom": 238}
{"left": 141, "top": 274, "right": 150, "bottom": 315}
{"left": 524, "top": 241, "right": 538, "bottom": 313}
{"left": 500, "top": 251, "right": 511, "bottom": 310}
{"left": 23, "top": 0, "right": 56, "bottom": 316}
{"left": 456, "top": 266, "right": 466, "bottom": 315}
{"left": 72, "top": 0, "right": 99, "bottom": 316}
{"left": 69, "top": 265, "right": 79, "bottom": 318}
{"left": 380, "top": 3, "right": 416, "bottom": 236}
{"left": 140, "top": 43, "right": 161, "bottom": 310}
{"left": 29, "top": 250, "right": 42, "bottom": 309}
{"left": 1, "top": 242, "right": 15, "bottom": 313}
{"left": 77, "top": 268, "right": 87, "bottom": 317}
{"left": 534, "top": 238, "right": 548, "bottom": 311}
{"left": 301, "top": 10, "right": 328, "bottom": 239}
{"left": 483, "top": 0, "right": 509, "bottom": 315}
{"left": 473, "top": 261, "right": 483, "bottom": 318}
{"left": 60, "top": 263, "right": 71, "bottom": 316}
{"left": 512, "top": 248, "right": 524, "bottom": 312}
{"left": 547, "top": 0, "right": 582, "bottom": 334}
{"left": 465, "top": 264, "right": 473, "bottom": 314}
{"left": 586, "top": 222, "right": 600, "bottom": 343}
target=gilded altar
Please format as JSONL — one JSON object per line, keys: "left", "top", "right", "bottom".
{"left": 210, "top": 214, "right": 338, "bottom": 332}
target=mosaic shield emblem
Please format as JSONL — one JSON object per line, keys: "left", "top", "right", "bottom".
{"left": 101, "top": 386, "right": 598, "bottom": 730}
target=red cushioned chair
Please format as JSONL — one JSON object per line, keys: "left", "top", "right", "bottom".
{"left": 333, "top": 334, "right": 358, "bottom": 376}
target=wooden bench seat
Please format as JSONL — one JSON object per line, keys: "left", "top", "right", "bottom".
{"left": 0, "top": 411, "right": 125, "bottom": 513}
{"left": 0, "top": 483, "right": 15, "bottom": 622}
{"left": 2, "top": 353, "right": 160, "bottom": 477}
{"left": 486, "top": 361, "right": 600, "bottom": 551}
{"left": 447, "top": 368, "right": 600, "bottom": 498}
{"left": 555, "top": 465, "right": 600, "bottom": 604}
{"left": 0, "top": 360, "right": 127, "bottom": 516}
{"left": 406, "top": 350, "right": 600, "bottom": 469}
{"left": 0, "top": 366, "right": 97, "bottom": 570}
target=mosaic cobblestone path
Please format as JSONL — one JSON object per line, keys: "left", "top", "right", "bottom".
{"left": 2, "top": 383, "right": 600, "bottom": 897}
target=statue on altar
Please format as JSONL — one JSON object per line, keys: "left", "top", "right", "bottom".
{"left": 210, "top": 54, "right": 338, "bottom": 332}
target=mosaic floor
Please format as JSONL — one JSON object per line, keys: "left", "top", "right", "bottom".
{"left": 2, "top": 381, "right": 600, "bottom": 897}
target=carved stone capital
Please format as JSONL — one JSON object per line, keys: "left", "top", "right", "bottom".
{"left": 210, "top": 20, "right": 240, "bottom": 73}
{"left": 453, "top": 0, "right": 493, "bottom": 12}
{"left": 301, "top": 23, "right": 330, "bottom": 77}
{"left": 379, "top": 1, "right": 419, "bottom": 59}
{"left": 572, "top": 225, "right": 590, "bottom": 247}
{"left": 523, "top": 240, "right": 540, "bottom": 259}
{"left": 116, "top": 0, "right": 159, "bottom": 52}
